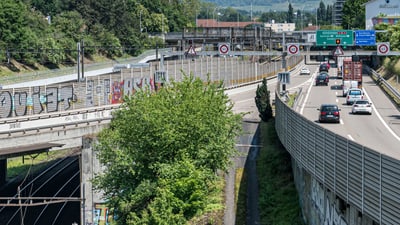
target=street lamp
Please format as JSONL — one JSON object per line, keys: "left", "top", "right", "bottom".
{"left": 140, "top": 10, "right": 142, "bottom": 32}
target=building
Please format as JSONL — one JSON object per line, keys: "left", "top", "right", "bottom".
{"left": 332, "top": 0, "right": 346, "bottom": 26}
{"left": 264, "top": 21, "right": 295, "bottom": 32}
{"left": 196, "top": 19, "right": 262, "bottom": 28}
{"left": 365, "top": 0, "right": 400, "bottom": 30}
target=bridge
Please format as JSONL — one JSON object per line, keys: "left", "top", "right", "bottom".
{"left": 0, "top": 47, "right": 399, "bottom": 224}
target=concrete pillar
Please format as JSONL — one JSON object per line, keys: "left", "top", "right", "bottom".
{"left": 0, "top": 159, "right": 6, "bottom": 186}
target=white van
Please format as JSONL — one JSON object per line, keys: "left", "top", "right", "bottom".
{"left": 342, "top": 80, "right": 358, "bottom": 97}
{"left": 346, "top": 88, "right": 364, "bottom": 105}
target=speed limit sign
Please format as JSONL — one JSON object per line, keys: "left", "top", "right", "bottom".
{"left": 218, "top": 43, "right": 230, "bottom": 55}
{"left": 287, "top": 44, "right": 299, "bottom": 55}
{"left": 377, "top": 42, "right": 390, "bottom": 55}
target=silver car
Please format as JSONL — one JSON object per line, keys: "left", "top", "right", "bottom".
{"left": 346, "top": 88, "right": 364, "bottom": 105}
{"left": 351, "top": 100, "right": 372, "bottom": 115}
{"left": 300, "top": 67, "right": 311, "bottom": 75}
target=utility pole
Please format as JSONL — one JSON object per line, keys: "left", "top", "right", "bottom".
{"left": 77, "top": 42, "right": 80, "bottom": 82}
{"left": 81, "top": 40, "right": 85, "bottom": 82}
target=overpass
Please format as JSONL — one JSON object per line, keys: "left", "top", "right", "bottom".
{"left": 0, "top": 48, "right": 399, "bottom": 224}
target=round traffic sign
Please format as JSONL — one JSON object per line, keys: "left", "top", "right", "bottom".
{"left": 377, "top": 43, "right": 390, "bottom": 55}
{"left": 287, "top": 44, "right": 299, "bottom": 55}
{"left": 219, "top": 44, "right": 229, "bottom": 54}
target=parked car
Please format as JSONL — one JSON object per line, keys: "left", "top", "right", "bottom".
{"left": 317, "top": 104, "right": 341, "bottom": 123}
{"left": 346, "top": 88, "right": 364, "bottom": 105}
{"left": 315, "top": 73, "right": 329, "bottom": 86}
{"left": 300, "top": 67, "right": 311, "bottom": 75}
{"left": 351, "top": 100, "right": 372, "bottom": 115}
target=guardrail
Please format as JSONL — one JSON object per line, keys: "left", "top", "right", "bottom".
{"left": 370, "top": 69, "right": 400, "bottom": 106}
{"left": 275, "top": 92, "right": 400, "bottom": 225}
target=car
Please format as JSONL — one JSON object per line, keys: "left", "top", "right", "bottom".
{"left": 346, "top": 88, "right": 364, "bottom": 105}
{"left": 300, "top": 67, "right": 311, "bottom": 75}
{"left": 317, "top": 104, "right": 341, "bottom": 123}
{"left": 342, "top": 80, "right": 358, "bottom": 97}
{"left": 351, "top": 100, "right": 372, "bottom": 115}
{"left": 315, "top": 73, "right": 329, "bottom": 86}
{"left": 319, "top": 63, "right": 329, "bottom": 72}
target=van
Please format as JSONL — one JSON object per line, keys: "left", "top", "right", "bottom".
{"left": 342, "top": 80, "right": 358, "bottom": 97}
{"left": 346, "top": 88, "right": 364, "bottom": 105}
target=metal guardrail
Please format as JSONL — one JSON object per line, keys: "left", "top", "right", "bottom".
{"left": 275, "top": 92, "right": 400, "bottom": 225}
{"left": 370, "top": 69, "right": 400, "bottom": 106}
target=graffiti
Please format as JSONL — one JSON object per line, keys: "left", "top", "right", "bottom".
{"left": 94, "top": 203, "right": 112, "bottom": 225}
{"left": 0, "top": 76, "right": 156, "bottom": 119}
{"left": 311, "top": 179, "right": 348, "bottom": 225}
{"left": 0, "top": 85, "right": 76, "bottom": 119}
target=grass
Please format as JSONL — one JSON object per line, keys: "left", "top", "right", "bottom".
{"left": 6, "top": 149, "right": 76, "bottom": 180}
{"left": 235, "top": 168, "right": 247, "bottom": 224}
{"left": 256, "top": 120, "right": 305, "bottom": 225}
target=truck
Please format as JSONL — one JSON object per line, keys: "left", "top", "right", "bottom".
{"left": 341, "top": 58, "right": 362, "bottom": 96}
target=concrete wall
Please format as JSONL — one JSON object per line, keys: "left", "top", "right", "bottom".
{"left": 292, "top": 158, "right": 375, "bottom": 225}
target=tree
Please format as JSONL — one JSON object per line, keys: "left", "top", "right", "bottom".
{"left": 342, "top": 0, "right": 369, "bottom": 29}
{"left": 94, "top": 73, "right": 243, "bottom": 224}
{"left": 287, "top": 3, "right": 294, "bottom": 23}
{"left": 255, "top": 78, "right": 273, "bottom": 122}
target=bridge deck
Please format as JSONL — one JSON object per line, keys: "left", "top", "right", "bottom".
{"left": 0, "top": 143, "right": 64, "bottom": 159}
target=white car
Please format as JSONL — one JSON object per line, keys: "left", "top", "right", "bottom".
{"left": 300, "top": 68, "right": 311, "bottom": 75}
{"left": 346, "top": 88, "right": 364, "bottom": 105}
{"left": 351, "top": 100, "right": 372, "bottom": 115}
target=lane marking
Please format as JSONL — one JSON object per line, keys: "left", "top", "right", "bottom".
{"left": 347, "top": 134, "right": 354, "bottom": 141}
{"left": 362, "top": 87, "right": 400, "bottom": 142}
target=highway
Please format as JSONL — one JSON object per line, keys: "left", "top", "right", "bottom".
{"left": 228, "top": 62, "right": 400, "bottom": 158}
{"left": 276, "top": 64, "right": 400, "bottom": 157}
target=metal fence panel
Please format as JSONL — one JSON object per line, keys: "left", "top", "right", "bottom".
{"left": 274, "top": 94, "right": 400, "bottom": 224}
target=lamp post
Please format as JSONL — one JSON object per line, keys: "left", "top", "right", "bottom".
{"left": 140, "top": 10, "right": 142, "bottom": 33}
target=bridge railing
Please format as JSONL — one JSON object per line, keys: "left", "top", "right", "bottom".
{"left": 0, "top": 55, "right": 302, "bottom": 120}
{"left": 275, "top": 91, "right": 400, "bottom": 225}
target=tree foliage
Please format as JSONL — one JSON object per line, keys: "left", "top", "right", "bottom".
{"left": 0, "top": 0, "right": 199, "bottom": 67}
{"left": 94, "top": 74, "right": 243, "bottom": 224}
{"left": 342, "top": 0, "right": 369, "bottom": 29}
{"left": 255, "top": 78, "right": 273, "bottom": 122}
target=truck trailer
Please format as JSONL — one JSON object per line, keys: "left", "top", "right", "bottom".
{"left": 341, "top": 58, "right": 362, "bottom": 96}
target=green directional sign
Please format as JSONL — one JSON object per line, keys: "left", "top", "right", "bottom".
{"left": 316, "top": 30, "right": 354, "bottom": 46}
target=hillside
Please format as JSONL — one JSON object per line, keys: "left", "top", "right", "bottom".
{"left": 203, "top": 0, "right": 336, "bottom": 12}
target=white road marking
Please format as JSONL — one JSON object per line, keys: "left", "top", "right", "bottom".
{"left": 347, "top": 134, "right": 354, "bottom": 141}
{"left": 362, "top": 87, "right": 400, "bottom": 142}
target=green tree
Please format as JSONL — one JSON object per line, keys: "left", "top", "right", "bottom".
{"left": 94, "top": 74, "right": 242, "bottom": 224}
{"left": 255, "top": 78, "right": 273, "bottom": 122}
{"left": 287, "top": 3, "right": 294, "bottom": 23}
{"left": 342, "top": 0, "right": 369, "bottom": 29}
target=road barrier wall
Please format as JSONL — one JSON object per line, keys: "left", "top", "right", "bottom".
{"left": 275, "top": 93, "right": 400, "bottom": 225}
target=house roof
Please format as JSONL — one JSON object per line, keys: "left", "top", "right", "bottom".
{"left": 196, "top": 19, "right": 263, "bottom": 28}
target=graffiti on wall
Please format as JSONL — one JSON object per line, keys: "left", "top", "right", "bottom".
{"left": 311, "top": 179, "right": 348, "bottom": 225}
{"left": 0, "top": 76, "right": 157, "bottom": 119}
{"left": 0, "top": 85, "right": 75, "bottom": 119}
{"left": 94, "top": 203, "right": 112, "bottom": 225}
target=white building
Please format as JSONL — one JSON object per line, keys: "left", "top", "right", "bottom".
{"left": 365, "top": 0, "right": 400, "bottom": 30}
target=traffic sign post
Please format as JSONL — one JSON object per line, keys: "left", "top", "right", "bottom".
{"left": 355, "top": 30, "right": 376, "bottom": 46}
{"left": 287, "top": 44, "right": 299, "bottom": 55}
{"left": 218, "top": 43, "right": 230, "bottom": 55}
{"left": 316, "top": 30, "right": 354, "bottom": 46}
{"left": 377, "top": 42, "right": 390, "bottom": 55}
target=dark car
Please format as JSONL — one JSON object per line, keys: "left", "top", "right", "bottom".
{"left": 319, "top": 63, "right": 329, "bottom": 72}
{"left": 315, "top": 73, "right": 329, "bottom": 86}
{"left": 317, "top": 104, "right": 341, "bottom": 123}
